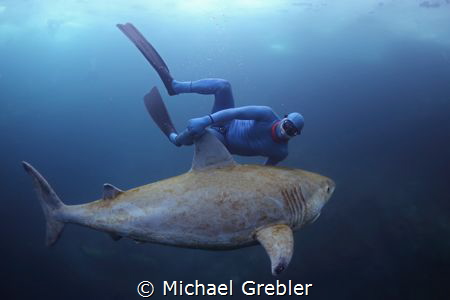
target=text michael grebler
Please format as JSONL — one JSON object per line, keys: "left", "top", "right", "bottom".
{"left": 162, "top": 280, "right": 313, "bottom": 296}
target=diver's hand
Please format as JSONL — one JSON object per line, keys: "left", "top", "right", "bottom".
{"left": 187, "top": 116, "right": 212, "bottom": 136}
{"left": 169, "top": 132, "right": 181, "bottom": 147}
{"left": 173, "top": 130, "right": 194, "bottom": 146}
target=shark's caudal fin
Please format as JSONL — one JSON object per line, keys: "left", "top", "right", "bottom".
{"left": 22, "top": 161, "right": 65, "bottom": 246}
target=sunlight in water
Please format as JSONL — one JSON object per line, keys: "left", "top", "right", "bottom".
{"left": 0, "top": 0, "right": 449, "bottom": 46}
{"left": 270, "top": 43, "right": 287, "bottom": 52}
{"left": 176, "top": 0, "right": 280, "bottom": 15}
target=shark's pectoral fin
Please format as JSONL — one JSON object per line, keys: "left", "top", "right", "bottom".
{"left": 191, "top": 130, "right": 236, "bottom": 171}
{"left": 109, "top": 233, "right": 122, "bottom": 241}
{"left": 103, "top": 183, "right": 123, "bottom": 200}
{"left": 256, "top": 224, "right": 294, "bottom": 276}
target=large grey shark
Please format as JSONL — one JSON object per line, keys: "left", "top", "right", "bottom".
{"left": 23, "top": 131, "right": 335, "bottom": 275}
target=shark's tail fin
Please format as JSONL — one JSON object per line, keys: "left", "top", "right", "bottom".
{"left": 22, "top": 161, "right": 65, "bottom": 246}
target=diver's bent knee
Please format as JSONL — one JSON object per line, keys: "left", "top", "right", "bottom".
{"left": 216, "top": 79, "right": 232, "bottom": 91}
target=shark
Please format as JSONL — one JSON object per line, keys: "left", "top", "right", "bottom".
{"left": 22, "top": 131, "right": 335, "bottom": 275}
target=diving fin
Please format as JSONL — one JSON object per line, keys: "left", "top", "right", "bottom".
{"left": 117, "top": 22, "right": 176, "bottom": 96}
{"left": 144, "top": 86, "right": 178, "bottom": 140}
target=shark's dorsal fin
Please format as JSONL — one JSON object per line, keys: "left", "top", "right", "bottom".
{"left": 256, "top": 224, "right": 294, "bottom": 276}
{"left": 191, "top": 130, "right": 236, "bottom": 171}
{"left": 103, "top": 183, "right": 123, "bottom": 200}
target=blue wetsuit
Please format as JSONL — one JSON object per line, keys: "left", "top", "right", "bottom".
{"left": 115, "top": 23, "right": 300, "bottom": 165}
{"left": 172, "top": 79, "right": 288, "bottom": 165}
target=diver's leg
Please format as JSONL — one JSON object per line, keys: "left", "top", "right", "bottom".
{"left": 173, "top": 78, "right": 235, "bottom": 113}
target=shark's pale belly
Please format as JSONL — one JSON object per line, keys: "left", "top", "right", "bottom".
{"left": 67, "top": 165, "right": 301, "bottom": 249}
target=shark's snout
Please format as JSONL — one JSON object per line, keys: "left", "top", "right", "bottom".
{"left": 324, "top": 178, "right": 336, "bottom": 203}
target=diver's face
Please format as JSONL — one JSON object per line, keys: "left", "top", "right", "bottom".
{"left": 278, "top": 118, "right": 301, "bottom": 139}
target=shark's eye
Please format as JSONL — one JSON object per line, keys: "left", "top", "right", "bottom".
{"left": 326, "top": 186, "right": 330, "bottom": 193}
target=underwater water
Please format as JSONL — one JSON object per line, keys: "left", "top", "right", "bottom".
{"left": 1, "top": 0, "right": 449, "bottom": 299}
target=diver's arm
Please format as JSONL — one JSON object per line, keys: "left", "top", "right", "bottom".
{"left": 187, "top": 106, "right": 277, "bottom": 136}
{"left": 212, "top": 106, "right": 277, "bottom": 123}
{"left": 170, "top": 129, "right": 194, "bottom": 146}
